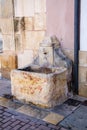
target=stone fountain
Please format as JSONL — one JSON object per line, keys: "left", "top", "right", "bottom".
{"left": 11, "top": 36, "right": 72, "bottom": 108}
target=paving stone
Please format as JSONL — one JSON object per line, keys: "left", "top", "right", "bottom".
{"left": 17, "top": 105, "right": 49, "bottom": 119}
{"left": 0, "top": 86, "right": 11, "bottom": 96}
{"left": 12, "top": 125, "right": 22, "bottom": 130}
{"left": 1, "top": 117, "right": 11, "bottom": 123}
{"left": 60, "top": 105, "right": 87, "bottom": 130}
{"left": 30, "top": 125, "right": 37, "bottom": 129}
{"left": 20, "top": 124, "right": 31, "bottom": 130}
{"left": 3, "top": 126, "right": 12, "bottom": 130}
{"left": 52, "top": 103, "right": 78, "bottom": 117}
{"left": 10, "top": 120, "right": 21, "bottom": 127}
{"left": 36, "top": 125, "right": 51, "bottom": 130}
{"left": 2, "top": 121, "right": 12, "bottom": 128}
{"left": 0, "top": 109, "right": 3, "bottom": 113}
{"left": 59, "top": 128, "right": 68, "bottom": 130}
{"left": 43, "top": 112, "right": 64, "bottom": 125}
{"left": 48, "top": 124, "right": 60, "bottom": 129}
{"left": 3, "top": 112, "right": 12, "bottom": 116}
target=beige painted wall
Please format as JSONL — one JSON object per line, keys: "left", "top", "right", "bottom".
{"left": 46, "top": 0, "right": 74, "bottom": 50}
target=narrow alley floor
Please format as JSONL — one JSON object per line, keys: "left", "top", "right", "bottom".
{"left": 0, "top": 78, "right": 87, "bottom": 130}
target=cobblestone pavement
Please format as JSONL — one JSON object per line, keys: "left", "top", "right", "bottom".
{"left": 0, "top": 105, "right": 63, "bottom": 130}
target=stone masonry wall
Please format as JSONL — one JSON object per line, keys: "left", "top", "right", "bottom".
{"left": 0, "top": 0, "right": 15, "bottom": 51}
{"left": 0, "top": 0, "right": 46, "bottom": 78}
{"left": 14, "top": 0, "right": 46, "bottom": 68}
{"left": 79, "top": 51, "right": 87, "bottom": 97}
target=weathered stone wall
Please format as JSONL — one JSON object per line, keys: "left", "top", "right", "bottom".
{"left": 14, "top": 0, "right": 46, "bottom": 68}
{"left": 1, "top": 52, "right": 17, "bottom": 79}
{"left": 79, "top": 51, "right": 87, "bottom": 97}
{"left": 0, "top": 0, "right": 16, "bottom": 79}
{"left": 0, "top": 0, "right": 46, "bottom": 78}
{"left": 0, "top": 0, "right": 15, "bottom": 51}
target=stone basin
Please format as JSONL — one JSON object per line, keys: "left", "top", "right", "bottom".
{"left": 11, "top": 65, "right": 68, "bottom": 108}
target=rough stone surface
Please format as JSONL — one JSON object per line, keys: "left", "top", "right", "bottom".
{"left": 11, "top": 36, "right": 72, "bottom": 108}
{"left": 25, "top": 31, "right": 45, "bottom": 50}
{"left": 11, "top": 67, "right": 68, "bottom": 108}
{"left": 34, "top": 13, "right": 46, "bottom": 30}
{"left": 79, "top": 66, "right": 87, "bottom": 83}
{"left": 0, "top": 0, "right": 13, "bottom": 18}
{"left": 14, "top": 0, "right": 35, "bottom": 17}
{"left": 34, "top": 36, "right": 72, "bottom": 69}
{"left": 79, "top": 51, "right": 87, "bottom": 66}
{"left": 35, "top": 0, "right": 46, "bottom": 13}
{"left": 3, "top": 34, "right": 15, "bottom": 51}
{"left": 79, "top": 51, "right": 87, "bottom": 97}
{"left": 0, "top": 0, "right": 46, "bottom": 77}
{"left": 1, "top": 52, "right": 17, "bottom": 79}
{"left": 0, "top": 18, "right": 14, "bottom": 34}
{"left": 79, "top": 83, "right": 87, "bottom": 98}
{"left": 17, "top": 50, "right": 34, "bottom": 68}
{"left": 24, "top": 17, "right": 34, "bottom": 31}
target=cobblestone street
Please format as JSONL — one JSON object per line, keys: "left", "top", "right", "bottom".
{"left": 0, "top": 105, "right": 61, "bottom": 130}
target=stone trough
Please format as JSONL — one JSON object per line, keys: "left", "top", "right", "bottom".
{"left": 11, "top": 36, "right": 72, "bottom": 108}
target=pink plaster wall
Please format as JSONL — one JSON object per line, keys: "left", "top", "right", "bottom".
{"left": 46, "top": 0, "right": 74, "bottom": 49}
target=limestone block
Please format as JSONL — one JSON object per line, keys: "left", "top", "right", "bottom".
{"left": 14, "top": 0, "right": 24, "bottom": 17}
{"left": 0, "top": 18, "right": 14, "bottom": 34}
{"left": 15, "top": 34, "right": 23, "bottom": 52}
{"left": 35, "top": 0, "right": 46, "bottom": 13}
{"left": 79, "top": 66, "right": 87, "bottom": 83}
{"left": 14, "top": 0, "right": 34, "bottom": 17}
{"left": 0, "top": 0, "right": 13, "bottom": 18}
{"left": 25, "top": 31, "right": 45, "bottom": 50}
{"left": 79, "top": 51, "right": 87, "bottom": 66}
{"left": 3, "top": 34, "right": 15, "bottom": 51}
{"left": 1, "top": 52, "right": 17, "bottom": 79}
{"left": 0, "top": 2, "right": 1, "bottom": 17}
{"left": 34, "top": 13, "right": 46, "bottom": 30}
{"left": 23, "top": 0, "right": 34, "bottom": 17}
{"left": 79, "top": 83, "right": 87, "bottom": 98}
{"left": 17, "top": 50, "right": 34, "bottom": 68}
{"left": 24, "top": 17, "right": 34, "bottom": 31}
{"left": 11, "top": 68, "right": 68, "bottom": 108}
